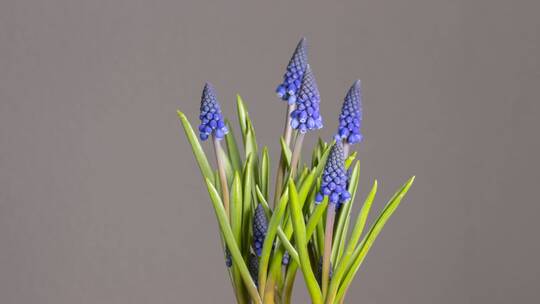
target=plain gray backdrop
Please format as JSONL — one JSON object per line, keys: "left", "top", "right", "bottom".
{"left": 1, "top": 0, "right": 539, "bottom": 303}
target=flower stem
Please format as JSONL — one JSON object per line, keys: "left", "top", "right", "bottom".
{"left": 343, "top": 142, "right": 350, "bottom": 159}
{"left": 213, "top": 136, "right": 230, "bottom": 217}
{"left": 273, "top": 104, "right": 295, "bottom": 207}
{"left": 322, "top": 205, "right": 336, "bottom": 299}
{"left": 289, "top": 132, "right": 305, "bottom": 179}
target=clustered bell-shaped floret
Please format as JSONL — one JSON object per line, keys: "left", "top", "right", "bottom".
{"left": 253, "top": 204, "right": 268, "bottom": 256}
{"left": 290, "top": 65, "right": 323, "bottom": 133}
{"left": 282, "top": 251, "right": 290, "bottom": 265}
{"left": 276, "top": 38, "right": 308, "bottom": 105}
{"left": 336, "top": 80, "right": 363, "bottom": 144}
{"left": 315, "top": 141, "right": 350, "bottom": 206}
{"left": 198, "top": 83, "right": 228, "bottom": 141}
{"left": 248, "top": 253, "right": 259, "bottom": 287}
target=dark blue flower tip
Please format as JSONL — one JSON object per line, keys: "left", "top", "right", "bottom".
{"left": 225, "top": 247, "right": 232, "bottom": 268}
{"left": 276, "top": 37, "right": 308, "bottom": 104}
{"left": 198, "top": 83, "right": 229, "bottom": 141}
{"left": 282, "top": 251, "right": 290, "bottom": 265}
{"left": 248, "top": 253, "right": 259, "bottom": 287}
{"left": 253, "top": 204, "right": 268, "bottom": 256}
{"left": 290, "top": 65, "right": 323, "bottom": 133}
{"left": 336, "top": 80, "right": 363, "bottom": 144}
{"left": 316, "top": 258, "right": 333, "bottom": 286}
{"left": 315, "top": 141, "right": 350, "bottom": 207}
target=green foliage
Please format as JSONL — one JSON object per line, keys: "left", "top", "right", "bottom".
{"left": 177, "top": 95, "right": 415, "bottom": 303}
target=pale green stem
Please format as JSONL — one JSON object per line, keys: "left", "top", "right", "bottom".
{"left": 289, "top": 133, "right": 305, "bottom": 179}
{"left": 343, "top": 141, "right": 350, "bottom": 158}
{"left": 213, "top": 136, "right": 230, "bottom": 217}
{"left": 322, "top": 204, "right": 336, "bottom": 299}
{"left": 273, "top": 104, "right": 295, "bottom": 207}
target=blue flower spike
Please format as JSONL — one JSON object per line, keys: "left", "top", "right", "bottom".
{"left": 276, "top": 37, "right": 308, "bottom": 105}
{"left": 336, "top": 80, "right": 363, "bottom": 144}
{"left": 198, "top": 83, "right": 229, "bottom": 141}
{"left": 290, "top": 65, "right": 323, "bottom": 134}
{"left": 253, "top": 204, "right": 268, "bottom": 256}
{"left": 315, "top": 141, "right": 351, "bottom": 207}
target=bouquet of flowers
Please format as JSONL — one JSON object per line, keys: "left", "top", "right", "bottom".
{"left": 177, "top": 38, "right": 415, "bottom": 304}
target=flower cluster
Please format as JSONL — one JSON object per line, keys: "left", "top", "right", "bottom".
{"left": 248, "top": 253, "right": 259, "bottom": 287}
{"left": 198, "top": 83, "right": 228, "bottom": 141}
{"left": 315, "top": 141, "right": 350, "bottom": 206}
{"left": 336, "top": 80, "right": 363, "bottom": 144}
{"left": 276, "top": 38, "right": 308, "bottom": 105}
{"left": 290, "top": 65, "right": 323, "bottom": 133}
{"left": 253, "top": 204, "right": 268, "bottom": 256}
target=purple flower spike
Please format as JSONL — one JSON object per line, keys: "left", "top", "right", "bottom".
{"left": 253, "top": 204, "right": 268, "bottom": 256}
{"left": 315, "top": 141, "right": 350, "bottom": 207}
{"left": 276, "top": 37, "right": 308, "bottom": 104}
{"left": 290, "top": 65, "right": 323, "bottom": 133}
{"left": 198, "top": 83, "right": 228, "bottom": 141}
{"left": 336, "top": 80, "right": 363, "bottom": 144}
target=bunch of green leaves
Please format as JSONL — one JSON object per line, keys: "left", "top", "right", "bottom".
{"left": 177, "top": 95, "right": 414, "bottom": 304}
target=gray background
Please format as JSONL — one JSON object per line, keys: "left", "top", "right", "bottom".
{"left": 1, "top": 0, "right": 539, "bottom": 303}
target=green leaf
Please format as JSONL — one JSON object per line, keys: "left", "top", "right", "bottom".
{"left": 176, "top": 110, "right": 214, "bottom": 184}
{"left": 345, "top": 151, "right": 357, "bottom": 169}
{"left": 333, "top": 176, "right": 415, "bottom": 303}
{"left": 260, "top": 147, "right": 270, "bottom": 199}
{"left": 258, "top": 188, "right": 290, "bottom": 295}
{"left": 326, "top": 179, "right": 377, "bottom": 303}
{"left": 255, "top": 185, "right": 272, "bottom": 218}
{"left": 236, "top": 95, "right": 248, "bottom": 141}
{"left": 230, "top": 172, "right": 247, "bottom": 303}
{"left": 230, "top": 172, "right": 243, "bottom": 245}
{"left": 225, "top": 120, "right": 243, "bottom": 172}
{"left": 288, "top": 179, "right": 323, "bottom": 304}
{"left": 331, "top": 161, "right": 360, "bottom": 264}
{"left": 280, "top": 137, "right": 292, "bottom": 168}
{"left": 242, "top": 154, "right": 254, "bottom": 254}
{"left": 204, "top": 178, "right": 262, "bottom": 304}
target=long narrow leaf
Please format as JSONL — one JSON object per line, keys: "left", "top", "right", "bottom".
{"left": 225, "top": 120, "right": 243, "bottom": 172}
{"left": 333, "top": 176, "right": 415, "bottom": 303}
{"left": 177, "top": 110, "right": 214, "bottom": 184}
{"left": 288, "top": 179, "right": 323, "bottom": 304}
{"left": 204, "top": 178, "right": 262, "bottom": 304}
{"left": 326, "top": 180, "right": 377, "bottom": 303}
{"left": 331, "top": 161, "right": 360, "bottom": 264}
{"left": 258, "top": 188, "right": 290, "bottom": 296}
{"left": 260, "top": 147, "right": 270, "bottom": 199}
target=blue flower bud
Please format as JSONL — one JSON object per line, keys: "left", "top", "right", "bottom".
{"left": 253, "top": 204, "right": 268, "bottom": 256}
{"left": 290, "top": 65, "right": 323, "bottom": 133}
{"left": 336, "top": 80, "right": 363, "bottom": 144}
{"left": 282, "top": 251, "right": 290, "bottom": 265}
{"left": 248, "top": 253, "right": 259, "bottom": 287}
{"left": 198, "top": 83, "right": 229, "bottom": 141}
{"left": 276, "top": 38, "right": 308, "bottom": 103}
{"left": 315, "top": 141, "right": 350, "bottom": 207}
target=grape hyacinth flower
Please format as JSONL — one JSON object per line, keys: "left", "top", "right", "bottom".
{"left": 315, "top": 141, "right": 351, "bottom": 207}
{"left": 290, "top": 65, "right": 323, "bottom": 134}
{"left": 248, "top": 253, "right": 259, "bottom": 287}
{"left": 273, "top": 38, "right": 309, "bottom": 208}
{"left": 253, "top": 204, "right": 268, "bottom": 256}
{"left": 282, "top": 251, "right": 290, "bottom": 265}
{"left": 198, "top": 83, "right": 229, "bottom": 141}
{"left": 336, "top": 80, "right": 363, "bottom": 146}
{"left": 276, "top": 37, "right": 308, "bottom": 105}
{"left": 288, "top": 65, "right": 323, "bottom": 179}
{"left": 317, "top": 141, "right": 350, "bottom": 296}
